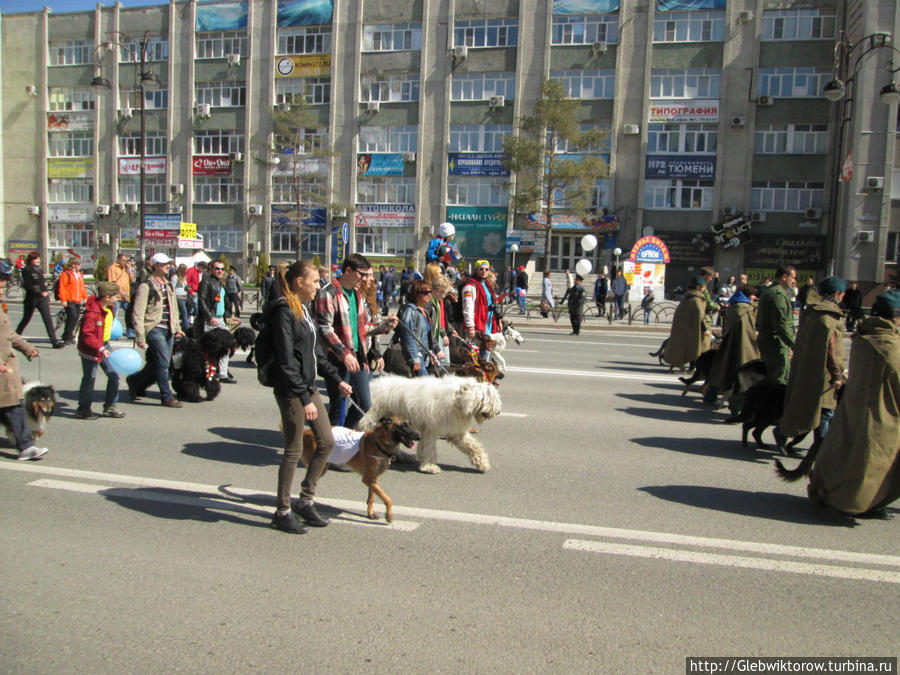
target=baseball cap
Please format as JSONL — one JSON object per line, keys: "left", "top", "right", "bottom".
{"left": 150, "top": 252, "right": 173, "bottom": 265}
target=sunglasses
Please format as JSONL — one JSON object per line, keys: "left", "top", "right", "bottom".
{"left": 419, "top": 289, "right": 432, "bottom": 295}
{"left": 212, "top": 266, "right": 225, "bottom": 271}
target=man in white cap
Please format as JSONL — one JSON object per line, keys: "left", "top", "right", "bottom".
{"left": 126, "top": 252, "right": 185, "bottom": 408}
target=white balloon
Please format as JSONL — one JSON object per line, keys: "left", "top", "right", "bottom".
{"left": 580, "top": 234, "right": 598, "bottom": 252}
{"left": 575, "top": 258, "right": 592, "bottom": 276}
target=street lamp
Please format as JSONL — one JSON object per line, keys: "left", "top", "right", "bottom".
{"left": 92, "top": 32, "right": 162, "bottom": 277}
{"left": 510, "top": 243, "right": 519, "bottom": 271}
{"left": 613, "top": 246, "right": 622, "bottom": 272}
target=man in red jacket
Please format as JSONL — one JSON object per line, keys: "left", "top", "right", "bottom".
{"left": 75, "top": 281, "right": 126, "bottom": 420}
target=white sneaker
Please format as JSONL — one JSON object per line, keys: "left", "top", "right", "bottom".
{"left": 18, "top": 446, "right": 48, "bottom": 461}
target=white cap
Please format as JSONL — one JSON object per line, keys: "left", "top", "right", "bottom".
{"left": 150, "top": 252, "right": 173, "bottom": 265}
{"left": 439, "top": 222, "right": 455, "bottom": 238}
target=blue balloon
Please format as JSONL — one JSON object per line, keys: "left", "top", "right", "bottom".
{"left": 108, "top": 348, "right": 142, "bottom": 375}
{"left": 109, "top": 318, "right": 124, "bottom": 340}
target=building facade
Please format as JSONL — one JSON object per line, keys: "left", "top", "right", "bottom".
{"left": 1, "top": 0, "right": 898, "bottom": 291}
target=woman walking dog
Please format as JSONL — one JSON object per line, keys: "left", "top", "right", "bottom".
{"left": 266, "top": 261, "right": 351, "bottom": 534}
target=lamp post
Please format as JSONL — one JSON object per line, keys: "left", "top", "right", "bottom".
{"left": 91, "top": 33, "right": 162, "bottom": 278}
{"left": 823, "top": 30, "right": 900, "bottom": 277}
{"left": 510, "top": 243, "right": 519, "bottom": 272}
{"left": 613, "top": 246, "right": 622, "bottom": 273}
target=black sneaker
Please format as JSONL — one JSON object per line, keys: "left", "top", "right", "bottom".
{"left": 271, "top": 511, "right": 307, "bottom": 534}
{"left": 291, "top": 501, "right": 329, "bottom": 527}
{"left": 75, "top": 409, "right": 101, "bottom": 420}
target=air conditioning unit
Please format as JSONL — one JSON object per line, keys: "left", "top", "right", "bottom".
{"left": 226, "top": 53, "right": 241, "bottom": 66}
{"left": 96, "top": 204, "right": 110, "bottom": 216}
{"left": 623, "top": 123, "right": 640, "bottom": 135}
{"left": 278, "top": 101, "right": 291, "bottom": 112}
{"left": 26, "top": 205, "right": 40, "bottom": 216}
{"left": 865, "top": 176, "right": 884, "bottom": 190}
{"left": 721, "top": 205, "right": 738, "bottom": 217}
{"left": 334, "top": 208, "right": 348, "bottom": 218}
{"left": 229, "top": 151, "right": 243, "bottom": 162}
{"left": 857, "top": 230, "right": 875, "bottom": 243}
{"left": 172, "top": 205, "right": 184, "bottom": 214}
{"left": 591, "top": 41, "right": 608, "bottom": 55}
{"left": 757, "top": 95, "right": 775, "bottom": 106}
{"left": 170, "top": 183, "right": 184, "bottom": 195}
{"left": 248, "top": 204, "right": 263, "bottom": 216}
{"left": 730, "top": 115, "right": 746, "bottom": 128}
{"left": 115, "top": 202, "right": 126, "bottom": 213}
{"left": 366, "top": 100, "right": 380, "bottom": 112}
{"left": 452, "top": 46, "right": 468, "bottom": 60}
{"left": 750, "top": 210, "right": 766, "bottom": 222}
{"left": 489, "top": 95, "right": 505, "bottom": 109}
{"left": 738, "top": 10, "right": 754, "bottom": 23}
{"left": 403, "top": 152, "right": 416, "bottom": 163}
{"left": 196, "top": 103, "right": 211, "bottom": 118}
{"left": 805, "top": 208, "right": 822, "bottom": 219}
{"left": 119, "top": 107, "right": 133, "bottom": 119}
{"left": 126, "top": 202, "right": 138, "bottom": 213}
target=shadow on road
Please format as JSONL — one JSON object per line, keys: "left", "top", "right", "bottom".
{"left": 102, "top": 487, "right": 270, "bottom": 528}
{"left": 616, "top": 406, "right": 711, "bottom": 424}
{"left": 208, "top": 425, "right": 282, "bottom": 448}
{"left": 617, "top": 392, "right": 703, "bottom": 408}
{"left": 638, "top": 485, "right": 857, "bottom": 526}
{"left": 182, "top": 440, "right": 280, "bottom": 466}
{"left": 631, "top": 435, "right": 774, "bottom": 463}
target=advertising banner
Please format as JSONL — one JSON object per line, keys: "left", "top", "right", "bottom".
{"left": 524, "top": 212, "right": 618, "bottom": 231}
{"left": 271, "top": 205, "right": 327, "bottom": 227}
{"left": 192, "top": 155, "right": 232, "bottom": 176}
{"left": 552, "top": 0, "right": 619, "bottom": 13}
{"left": 47, "top": 205, "right": 93, "bottom": 222}
{"left": 645, "top": 155, "right": 716, "bottom": 180}
{"left": 629, "top": 235, "right": 671, "bottom": 264}
{"left": 657, "top": 0, "right": 725, "bottom": 10}
{"left": 743, "top": 235, "right": 826, "bottom": 270}
{"left": 624, "top": 261, "right": 666, "bottom": 303}
{"left": 196, "top": 2, "right": 248, "bottom": 30}
{"left": 448, "top": 153, "right": 509, "bottom": 177}
{"left": 447, "top": 207, "right": 508, "bottom": 259}
{"left": 710, "top": 215, "right": 753, "bottom": 250}
{"left": 656, "top": 231, "right": 714, "bottom": 266}
{"left": 47, "top": 111, "right": 94, "bottom": 132}
{"left": 48, "top": 157, "right": 94, "bottom": 179}
{"left": 648, "top": 99, "right": 719, "bottom": 123}
{"left": 275, "top": 54, "right": 331, "bottom": 78}
{"left": 118, "top": 157, "right": 167, "bottom": 175}
{"left": 143, "top": 214, "right": 182, "bottom": 245}
{"left": 7, "top": 240, "right": 39, "bottom": 253}
{"left": 354, "top": 204, "right": 415, "bottom": 229}
{"left": 357, "top": 153, "right": 404, "bottom": 176}
{"left": 277, "top": 0, "right": 333, "bottom": 27}
{"left": 505, "top": 229, "right": 545, "bottom": 255}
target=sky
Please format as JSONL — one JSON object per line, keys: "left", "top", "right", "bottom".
{"left": 0, "top": 0, "right": 167, "bottom": 14}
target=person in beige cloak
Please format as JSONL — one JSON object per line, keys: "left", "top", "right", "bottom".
{"left": 807, "top": 289, "right": 900, "bottom": 518}
{"left": 703, "top": 284, "right": 760, "bottom": 405}
{"left": 663, "top": 276, "right": 712, "bottom": 369}
{"left": 775, "top": 276, "right": 846, "bottom": 452}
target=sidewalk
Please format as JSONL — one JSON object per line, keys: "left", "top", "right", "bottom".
{"left": 501, "top": 300, "right": 677, "bottom": 333}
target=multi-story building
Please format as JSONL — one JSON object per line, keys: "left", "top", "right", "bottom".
{"left": 1, "top": 0, "right": 897, "bottom": 293}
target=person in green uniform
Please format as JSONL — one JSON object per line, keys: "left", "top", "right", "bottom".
{"left": 755, "top": 264, "right": 797, "bottom": 384}
{"left": 663, "top": 276, "right": 711, "bottom": 369}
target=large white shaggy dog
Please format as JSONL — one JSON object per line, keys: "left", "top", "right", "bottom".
{"left": 366, "top": 375, "right": 502, "bottom": 474}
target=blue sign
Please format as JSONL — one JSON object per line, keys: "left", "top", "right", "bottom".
{"left": 277, "top": 0, "right": 333, "bottom": 27}
{"left": 645, "top": 155, "right": 716, "bottom": 180}
{"left": 196, "top": 2, "right": 248, "bottom": 31}
{"left": 656, "top": 0, "right": 725, "bottom": 10}
{"left": 341, "top": 222, "right": 349, "bottom": 244}
{"left": 271, "top": 205, "right": 326, "bottom": 228}
{"left": 553, "top": 0, "right": 619, "bottom": 13}
{"left": 357, "top": 153, "right": 404, "bottom": 177}
{"left": 448, "top": 153, "right": 509, "bottom": 177}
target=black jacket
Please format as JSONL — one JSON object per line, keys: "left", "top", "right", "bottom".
{"left": 196, "top": 276, "right": 231, "bottom": 327}
{"left": 22, "top": 265, "right": 47, "bottom": 298}
{"left": 561, "top": 284, "right": 585, "bottom": 313}
{"left": 265, "top": 297, "right": 340, "bottom": 405}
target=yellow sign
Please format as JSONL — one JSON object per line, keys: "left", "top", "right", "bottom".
{"left": 180, "top": 222, "right": 197, "bottom": 239}
{"left": 47, "top": 157, "right": 94, "bottom": 178}
{"left": 275, "top": 54, "right": 331, "bottom": 78}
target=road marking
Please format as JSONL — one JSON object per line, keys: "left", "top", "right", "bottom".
{"left": 563, "top": 539, "right": 900, "bottom": 585}
{"left": 499, "top": 412, "right": 527, "bottom": 418}
{"left": 524, "top": 338, "right": 662, "bottom": 348}
{"left": 505, "top": 366, "right": 676, "bottom": 382}
{"left": 6, "top": 464, "right": 899, "bottom": 579}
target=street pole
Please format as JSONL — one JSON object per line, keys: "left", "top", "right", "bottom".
{"left": 139, "top": 36, "right": 146, "bottom": 275}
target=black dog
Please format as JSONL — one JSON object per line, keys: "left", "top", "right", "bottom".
{"left": 171, "top": 328, "right": 235, "bottom": 402}
{"left": 231, "top": 326, "right": 256, "bottom": 364}
{"left": 678, "top": 348, "right": 717, "bottom": 397}
{"left": 723, "top": 379, "right": 808, "bottom": 451}
{"left": 649, "top": 338, "right": 670, "bottom": 367}
{"left": 727, "top": 359, "right": 768, "bottom": 413}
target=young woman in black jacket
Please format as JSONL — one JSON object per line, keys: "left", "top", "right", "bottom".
{"left": 15, "top": 252, "right": 63, "bottom": 347}
{"left": 267, "top": 261, "right": 351, "bottom": 534}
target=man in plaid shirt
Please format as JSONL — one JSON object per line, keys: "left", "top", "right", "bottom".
{"left": 314, "top": 253, "right": 396, "bottom": 428}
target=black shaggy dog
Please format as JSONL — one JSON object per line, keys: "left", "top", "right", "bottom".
{"left": 171, "top": 328, "right": 235, "bottom": 402}
{"left": 678, "top": 348, "right": 717, "bottom": 396}
{"left": 723, "top": 379, "right": 807, "bottom": 452}
{"left": 231, "top": 326, "right": 256, "bottom": 363}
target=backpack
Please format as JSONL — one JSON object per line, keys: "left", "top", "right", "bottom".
{"left": 52, "top": 274, "right": 63, "bottom": 301}
{"left": 254, "top": 313, "right": 276, "bottom": 387}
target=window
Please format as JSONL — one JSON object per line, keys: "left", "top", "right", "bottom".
{"left": 48, "top": 132, "right": 93, "bottom": 157}
{"left": 356, "top": 227, "right": 416, "bottom": 257}
{"left": 271, "top": 175, "right": 327, "bottom": 203}
{"left": 277, "top": 27, "right": 331, "bottom": 54}
{"left": 647, "top": 123, "right": 717, "bottom": 154}
{"left": 362, "top": 23, "right": 422, "bottom": 52}
{"left": 754, "top": 124, "right": 828, "bottom": 154}
{"left": 551, "top": 14, "right": 619, "bottom": 45}
{"left": 550, "top": 124, "right": 609, "bottom": 153}
{"left": 48, "top": 178, "right": 93, "bottom": 203}
{"left": 119, "top": 37, "right": 169, "bottom": 62}
{"left": 761, "top": 9, "right": 835, "bottom": 41}
{"left": 125, "top": 88, "right": 169, "bottom": 110}
{"left": 750, "top": 181, "right": 825, "bottom": 212}
{"left": 450, "top": 72, "right": 515, "bottom": 101}
{"left": 650, "top": 69, "right": 720, "bottom": 99}
{"left": 454, "top": 19, "right": 518, "bottom": 48}
{"left": 119, "top": 133, "right": 167, "bottom": 157}
{"left": 653, "top": 12, "right": 725, "bottom": 43}
{"left": 118, "top": 176, "right": 166, "bottom": 204}
{"left": 361, "top": 75, "right": 420, "bottom": 103}
{"left": 271, "top": 226, "right": 325, "bottom": 254}
{"left": 550, "top": 70, "right": 615, "bottom": 99}
{"left": 356, "top": 177, "right": 416, "bottom": 204}
{"left": 195, "top": 81, "right": 247, "bottom": 108}
{"left": 275, "top": 128, "right": 328, "bottom": 154}
{"left": 643, "top": 179, "right": 714, "bottom": 210}
{"left": 758, "top": 67, "right": 830, "bottom": 99}
{"left": 446, "top": 177, "right": 509, "bottom": 206}
{"left": 193, "top": 130, "right": 245, "bottom": 155}
{"left": 886, "top": 231, "right": 899, "bottom": 264}
{"left": 194, "top": 176, "right": 243, "bottom": 204}
{"left": 198, "top": 224, "right": 243, "bottom": 252}
{"left": 275, "top": 78, "right": 331, "bottom": 105}
{"left": 450, "top": 125, "right": 512, "bottom": 152}
{"left": 49, "top": 223, "right": 94, "bottom": 249}
{"left": 195, "top": 31, "right": 248, "bottom": 59}
{"left": 48, "top": 40, "right": 92, "bottom": 66}
{"left": 359, "top": 126, "right": 418, "bottom": 153}
{"left": 48, "top": 87, "right": 94, "bottom": 112}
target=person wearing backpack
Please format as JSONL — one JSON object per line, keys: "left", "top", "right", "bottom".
{"left": 58, "top": 258, "right": 88, "bottom": 344}
{"left": 15, "top": 251, "right": 64, "bottom": 348}
{"left": 75, "top": 282, "right": 125, "bottom": 420}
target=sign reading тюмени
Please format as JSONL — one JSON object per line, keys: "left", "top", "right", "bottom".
{"left": 646, "top": 155, "right": 716, "bottom": 180}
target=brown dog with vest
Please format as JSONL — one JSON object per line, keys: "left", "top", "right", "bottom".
{"left": 301, "top": 416, "right": 420, "bottom": 523}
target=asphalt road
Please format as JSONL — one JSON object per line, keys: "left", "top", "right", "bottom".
{"left": 1, "top": 309, "right": 897, "bottom": 673}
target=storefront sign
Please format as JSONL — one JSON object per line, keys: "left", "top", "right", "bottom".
{"left": 710, "top": 215, "right": 753, "bottom": 249}
{"left": 357, "top": 153, "right": 404, "bottom": 176}
{"left": 629, "top": 235, "right": 671, "bottom": 264}
{"left": 271, "top": 205, "right": 327, "bottom": 227}
{"left": 354, "top": 203, "right": 416, "bottom": 229}
{"left": 48, "top": 157, "right": 94, "bottom": 179}
{"left": 505, "top": 230, "right": 544, "bottom": 255}
{"left": 47, "top": 111, "right": 94, "bottom": 132}
{"left": 143, "top": 214, "right": 182, "bottom": 244}
{"left": 624, "top": 261, "right": 666, "bottom": 303}
{"left": 743, "top": 235, "right": 826, "bottom": 270}
{"left": 192, "top": 156, "right": 232, "bottom": 176}
{"left": 179, "top": 222, "right": 198, "bottom": 239}
{"left": 446, "top": 206, "right": 508, "bottom": 228}
{"left": 524, "top": 212, "right": 618, "bottom": 231}
{"left": 177, "top": 237, "right": 205, "bottom": 250}
{"left": 655, "top": 231, "right": 714, "bottom": 266}
{"left": 7, "top": 239, "right": 39, "bottom": 253}
{"left": 648, "top": 99, "right": 719, "bottom": 123}
{"left": 118, "top": 157, "right": 167, "bottom": 175}
{"left": 448, "top": 153, "right": 509, "bottom": 177}
{"left": 645, "top": 155, "right": 716, "bottom": 180}
{"left": 47, "top": 205, "right": 93, "bottom": 222}
{"left": 275, "top": 54, "right": 332, "bottom": 78}
{"left": 446, "top": 207, "right": 508, "bottom": 260}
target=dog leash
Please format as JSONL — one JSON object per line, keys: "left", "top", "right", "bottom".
{"left": 344, "top": 395, "right": 380, "bottom": 429}
{"left": 393, "top": 320, "right": 452, "bottom": 376}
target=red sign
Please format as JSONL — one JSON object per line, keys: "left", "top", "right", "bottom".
{"left": 192, "top": 155, "right": 232, "bottom": 176}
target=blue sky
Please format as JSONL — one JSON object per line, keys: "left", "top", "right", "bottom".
{"left": 0, "top": 0, "right": 166, "bottom": 14}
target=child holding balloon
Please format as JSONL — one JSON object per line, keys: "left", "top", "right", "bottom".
{"left": 75, "top": 281, "right": 126, "bottom": 420}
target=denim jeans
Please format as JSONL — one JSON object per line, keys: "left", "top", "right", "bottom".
{"left": 127, "top": 326, "right": 175, "bottom": 402}
{"left": 176, "top": 298, "right": 190, "bottom": 332}
{"left": 614, "top": 295, "right": 626, "bottom": 319}
{"left": 814, "top": 407, "right": 836, "bottom": 443}
{"left": 78, "top": 347, "right": 120, "bottom": 412}
{"left": 326, "top": 363, "right": 372, "bottom": 428}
